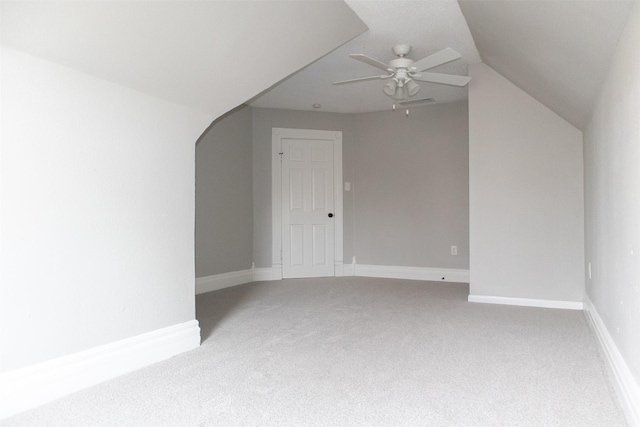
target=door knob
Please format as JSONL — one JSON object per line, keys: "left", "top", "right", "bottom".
{"left": 328, "top": 213, "right": 334, "bottom": 218}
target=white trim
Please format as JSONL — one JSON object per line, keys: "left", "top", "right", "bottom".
{"left": 468, "top": 294, "right": 583, "bottom": 310}
{"left": 355, "top": 264, "right": 470, "bottom": 283}
{"left": 272, "top": 128, "right": 343, "bottom": 278}
{"left": 342, "top": 263, "right": 356, "bottom": 276}
{"left": 343, "top": 257, "right": 356, "bottom": 277}
{"left": 272, "top": 129, "right": 283, "bottom": 277}
{"left": 253, "top": 267, "right": 281, "bottom": 282}
{"left": 195, "top": 269, "right": 253, "bottom": 294}
{"left": 0, "top": 320, "right": 200, "bottom": 420}
{"left": 334, "top": 261, "right": 346, "bottom": 277}
{"left": 254, "top": 261, "right": 355, "bottom": 280}
{"left": 584, "top": 296, "right": 640, "bottom": 426}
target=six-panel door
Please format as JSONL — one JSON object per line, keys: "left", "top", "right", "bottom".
{"left": 281, "top": 138, "right": 335, "bottom": 278}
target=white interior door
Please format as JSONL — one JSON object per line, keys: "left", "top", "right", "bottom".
{"left": 281, "top": 138, "right": 335, "bottom": 278}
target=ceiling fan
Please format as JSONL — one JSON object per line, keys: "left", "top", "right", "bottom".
{"left": 334, "top": 44, "right": 471, "bottom": 101}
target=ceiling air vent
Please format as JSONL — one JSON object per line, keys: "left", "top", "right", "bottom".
{"left": 398, "top": 98, "right": 435, "bottom": 107}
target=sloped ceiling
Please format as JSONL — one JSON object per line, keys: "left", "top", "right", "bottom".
{"left": 2, "top": 1, "right": 634, "bottom": 130}
{"left": 458, "top": 0, "right": 635, "bottom": 129}
{"left": 1, "top": 1, "right": 366, "bottom": 120}
{"left": 251, "top": 0, "right": 635, "bottom": 131}
{"left": 250, "top": 0, "right": 482, "bottom": 113}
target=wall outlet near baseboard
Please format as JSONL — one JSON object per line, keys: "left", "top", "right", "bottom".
{"left": 451, "top": 246, "right": 458, "bottom": 255}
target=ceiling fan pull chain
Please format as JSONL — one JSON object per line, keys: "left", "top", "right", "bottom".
{"left": 392, "top": 104, "right": 396, "bottom": 112}
{"left": 406, "top": 109, "right": 409, "bottom": 117}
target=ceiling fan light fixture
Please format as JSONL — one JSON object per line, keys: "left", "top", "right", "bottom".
{"left": 406, "top": 79, "right": 421, "bottom": 97}
{"left": 392, "top": 85, "right": 406, "bottom": 100}
{"left": 383, "top": 80, "right": 397, "bottom": 96}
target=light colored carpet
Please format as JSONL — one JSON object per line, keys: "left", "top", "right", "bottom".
{"left": 2, "top": 277, "right": 627, "bottom": 426}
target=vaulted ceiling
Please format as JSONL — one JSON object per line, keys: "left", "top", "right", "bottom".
{"left": 2, "top": 1, "right": 635, "bottom": 130}
{"left": 250, "top": 0, "right": 482, "bottom": 114}
{"left": 250, "top": 0, "right": 635, "bottom": 130}
{"left": 459, "top": 0, "right": 634, "bottom": 129}
{"left": 1, "top": 1, "right": 366, "bottom": 120}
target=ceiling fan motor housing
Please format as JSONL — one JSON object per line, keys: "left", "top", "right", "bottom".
{"left": 389, "top": 58, "right": 414, "bottom": 71}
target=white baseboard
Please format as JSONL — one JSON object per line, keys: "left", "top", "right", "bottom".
{"left": 253, "top": 267, "right": 280, "bottom": 281}
{"left": 343, "top": 262, "right": 356, "bottom": 277}
{"left": 584, "top": 297, "right": 640, "bottom": 426}
{"left": 0, "top": 320, "right": 201, "bottom": 420}
{"left": 254, "top": 263, "right": 463, "bottom": 282}
{"left": 257, "top": 262, "right": 355, "bottom": 280}
{"left": 355, "top": 264, "right": 470, "bottom": 283}
{"left": 468, "top": 294, "right": 583, "bottom": 310}
{"left": 196, "top": 269, "right": 253, "bottom": 294}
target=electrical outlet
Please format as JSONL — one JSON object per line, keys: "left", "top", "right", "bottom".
{"left": 451, "top": 246, "right": 457, "bottom": 255}
{"left": 344, "top": 182, "right": 351, "bottom": 191}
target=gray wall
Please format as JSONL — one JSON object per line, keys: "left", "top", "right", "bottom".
{"left": 251, "top": 108, "right": 356, "bottom": 268}
{"left": 195, "top": 106, "right": 253, "bottom": 277}
{"left": 199, "top": 103, "right": 470, "bottom": 275}
{"left": 250, "top": 103, "right": 469, "bottom": 271}
{"left": 352, "top": 102, "right": 470, "bottom": 268}
{"left": 584, "top": 3, "right": 640, "bottom": 387}
{"left": 468, "top": 63, "right": 585, "bottom": 302}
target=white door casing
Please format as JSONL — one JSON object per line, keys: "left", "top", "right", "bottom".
{"left": 272, "top": 128, "right": 343, "bottom": 279}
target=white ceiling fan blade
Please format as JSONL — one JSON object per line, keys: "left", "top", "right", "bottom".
{"left": 411, "top": 48, "right": 462, "bottom": 72}
{"left": 333, "top": 75, "right": 391, "bottom": 85}
{"left": 349, "top": 54, "right": 392, "bottom": 72}
{"left": 412, "top": 72, "right": 471, "bottom": 87}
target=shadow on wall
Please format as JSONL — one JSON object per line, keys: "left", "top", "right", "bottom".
{"left": 194, "top": 102, "right": 255, "bottom": 343}
{"left": 195, "top": 104, "right": 248, "bottom": 147}
{"left": 196, "top": 282, "right": 272, "bottom": 342}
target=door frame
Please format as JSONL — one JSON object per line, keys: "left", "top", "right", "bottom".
{"left": 272, "top": 127, "right": 343, "bottom": 279}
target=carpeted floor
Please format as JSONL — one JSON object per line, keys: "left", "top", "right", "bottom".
{"left": 2, "top": 277, "right": 627, "bottom": 426}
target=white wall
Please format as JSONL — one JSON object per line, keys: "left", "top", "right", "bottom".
{"left": 468, "top": 62, "right": 585, "bottom": 303}
{"left": 195, "top": 106, "right": 253, "bottom": 278}
{"left": 352, "top": 102, "right": 469, "bottom": 269}
{"left": 0, "top": 1, "right": 368, "bottom": 415}
{"left": 584, "top": 3, "right": 640, "bottom": 387}
{"left": 0, "top": 47, "right": 212, "bottom": 372}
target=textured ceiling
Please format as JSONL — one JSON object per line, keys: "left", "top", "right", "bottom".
{"left": 251, "top": 0, "right": 635, "bottom": 130}
{"left": 249, "top": 0, "right": 482, "bottom": 113}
